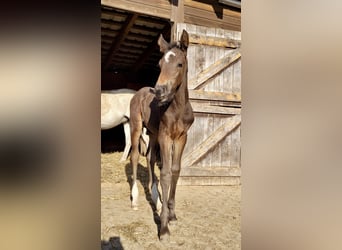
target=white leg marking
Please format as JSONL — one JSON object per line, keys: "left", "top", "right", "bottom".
{"left": 131, "top": 182, "right": 139, "bottom": 210}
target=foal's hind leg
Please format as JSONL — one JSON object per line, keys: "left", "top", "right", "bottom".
{"left": 147, "top": 136, "right": 162, "bottom": 212}
{"left": 130, "top": 117, "right": 142, "bottom": 210}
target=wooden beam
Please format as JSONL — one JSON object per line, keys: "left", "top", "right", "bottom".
{"left": 178, "top": 176, "right": 240, "bottom": 185}
{"left": 184, "top": 0, "right": 241, "bottom": 17}
{"left": 189, "top": 33, "right": 241, "bottom": 48}
{"left": 190, "top": 102, "right": 240, "bottom": 115}
{"left": 184, "top": 0, "right": 241, "bottom": 31}
{"left": 101, "top": 9, "right": 127, "bottom": 20}
{"left": 125, "top": 33, "right": 154, "bottom": 43}
{"left": 101, "top": 19, "right": 122, "bottom": 30}
{"left": 101, "top": 0, "right": 171, "bottom": 20}
{"left": 135, "top": 16, "right": 167, "bottom": 29}
{"left": 189, "top": 89, "right": 241, "bottom": 102}
{"left": 171, "top": 0, "right": 184, "bottom": 23}
{"left": 131, "top": 24, "right": 162, "bottom": 35}
{"left": 182, "top": 115, "right": 241, "bottom": 167}
{"left": 188, "top": 49, "right": 241, "bottom": 89}
{"left": 101, "top": 35, "right": 117, "bottom": 42}
{"left": 170, "top": 0, "right": 184, "bottom": 41}
{"left": 103, "top": 13, "right": 138, "bottom": 70}
{"left": 180, "top": 166, "right": 241, "bottom": 177}
{"left": 185, "top": 15, "right": 240, "bottom": 31}
{"left": 101, "top": 27, "right": 119, "bottom": 36}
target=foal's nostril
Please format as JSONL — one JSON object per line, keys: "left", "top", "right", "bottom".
{"left": 155, "top": 88, "right": 162, "bottom": 96}
{"left": 155, "top": 85, "right": 167, "bottom": 98}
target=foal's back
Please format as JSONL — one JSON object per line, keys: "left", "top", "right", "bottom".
{"left": 130, "top": 87, "right": 161, "bottom": 136}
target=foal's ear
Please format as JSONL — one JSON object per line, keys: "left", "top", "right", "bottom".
{"left": 158, "top": 34, "right": 169, "bottom": 53}
{"left": 180, "top": 29, "right": 189, "bottom": 51}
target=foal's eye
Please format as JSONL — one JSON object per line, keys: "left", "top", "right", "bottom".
{"left": 177, "top": 63, "right": 183, "bottom": 68}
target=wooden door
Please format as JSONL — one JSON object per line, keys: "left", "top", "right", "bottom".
{"left": 175, "top": 23, "right": 241, "bottom": 185}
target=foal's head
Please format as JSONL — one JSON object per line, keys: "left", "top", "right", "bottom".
{"left": 152, "top": 30, "right": 189, "bottom": 105}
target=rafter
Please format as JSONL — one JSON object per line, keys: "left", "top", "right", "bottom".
{"left": 132, "top": 24, "right": 171, "bottom": 72}
{"left": 103, "top": 13, "right": 138, "bottom": 70}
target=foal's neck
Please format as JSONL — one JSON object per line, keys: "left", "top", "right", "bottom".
{"left": 172, "top": 70, "right": 189, "bottom": 109}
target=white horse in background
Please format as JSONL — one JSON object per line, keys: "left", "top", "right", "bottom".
{"left": 101, "top": 89, "right": 149, "bottom": 162}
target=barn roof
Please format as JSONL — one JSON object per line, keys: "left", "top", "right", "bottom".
{"left": 101, "top": 1, "right": 241, "bottom": 88}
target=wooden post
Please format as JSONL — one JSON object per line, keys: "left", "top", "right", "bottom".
{"left": 170, "top": 0, "right": 184, "bottom": 41}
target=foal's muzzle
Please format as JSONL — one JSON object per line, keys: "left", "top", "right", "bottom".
{"left": 151, "top": 85, "right": 171, "bottom": 105}
{"left": 155, "top": 85, "right": 167, "bottom": 99}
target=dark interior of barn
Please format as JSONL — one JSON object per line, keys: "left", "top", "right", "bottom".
{"left": 101, "top": 1, "right": 241, "bottom": 153}
{"left": 101, "top": 6, "right": 172, "bottom": 153}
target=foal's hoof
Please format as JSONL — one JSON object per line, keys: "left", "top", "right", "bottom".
{"left": 168, "top": 216, "right": 178, "bottom": 226}
{"left": 159, "top": 227, "right": 170, "bottom": 242}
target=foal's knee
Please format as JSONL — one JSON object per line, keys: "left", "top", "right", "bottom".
{"left": 171, "top": 164, "right": 180, "bottom": 175}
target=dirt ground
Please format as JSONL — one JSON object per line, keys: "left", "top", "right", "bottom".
{"left": 101, "top": 152, "right": 241, "bottom": 250}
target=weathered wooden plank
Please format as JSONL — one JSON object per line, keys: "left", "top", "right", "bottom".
{"left": 233, "top": 59, "right": 241, "bottom": 93}
{"left": 188, "top": 49, "right": 241, "bottom": 90}
{"left": 184, "top": 5, "right": 241, "bottom": 31}
{"left": 202, "top": 26, "right": 217, "bottom": 101}
{"left": 205, "top": 25, "right": 217, "bottom": 165}
{"left": 184, "top": 0, "right": 240, "bottom": 16}
{"left": 189, "top": 89, "right": 241, "bottom": 102}
{"left": 220, "top": 119, "right": 231, "bottom": 167}
{"left": 194, "top": 25, "right": 208, "bottom": 160}
{"left": 181, "top": 166, "right": 241, "bottom": 176}
{"left": 231, "top": 125, "right": 241, "bottom": 166}
{"left": 171, "top": 0, "right": 184, "bottom": 23}
{"left": 191, "top": 102, "right": 240, "bottom": 115}
{"left": 182, "top": 115, "right": 241, "bottom": 167}
{"left": 178, "top": 176, "right": 240, "bottom": 185}
{"left": 101, "top": 0, "right": 171, "bottom": 19}
{"left": 212, "top": 28, "right": 225, "bottom": 92}
{"left": 189, "top": 33, "right": 241, "bottom": 48}
{"left": 185, "top": 15, "right": 240, "bottom": 32}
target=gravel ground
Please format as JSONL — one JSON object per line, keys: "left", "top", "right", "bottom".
{"left": 101, "top": 152, "right": 241, "bottom": 250}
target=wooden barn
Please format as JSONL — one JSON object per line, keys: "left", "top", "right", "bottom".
{"left": 101, "top": 0, "right": 241, "bottom": 185}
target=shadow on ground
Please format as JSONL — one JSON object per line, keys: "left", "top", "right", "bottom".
{"left": 101, "top": 237, "right": 123, "bottom": 250}
{"left": 124, "top": 162, "right": 161, "bottom": 236}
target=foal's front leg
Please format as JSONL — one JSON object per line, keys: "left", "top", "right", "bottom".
{"left": 168, "top": 134, "right": 187, "bottom": 222}
{"left": 158, "top": 134, "right": 173, "bottom": 241}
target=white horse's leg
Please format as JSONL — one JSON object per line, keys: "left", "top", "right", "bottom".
{"left": 120, "top": 122, "right": 131, "bottom": 162}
